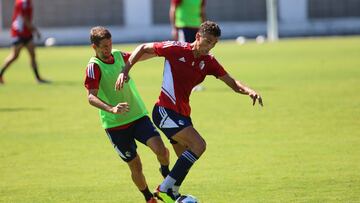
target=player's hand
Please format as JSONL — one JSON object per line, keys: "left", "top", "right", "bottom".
{"left": 111, "top": 102, "right": 129, "bottom": 114}
{"left": 249, "top": 91, "right": 263, "bottom": 106}
{"left": 115, "top": 70, "right": 129, "bottom": 90}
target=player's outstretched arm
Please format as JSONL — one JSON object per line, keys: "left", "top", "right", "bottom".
{"left": 115, "top": 43, "right": 156, "bottom": 90}
{"left": 219, "top": 74, "right": 263, "bottom": 106}
{"left": 87, "top": 89, "right": 129, "bottom": 114}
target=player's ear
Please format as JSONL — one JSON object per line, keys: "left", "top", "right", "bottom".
{"left": 91, "top": 43, "right": 96, "bottom": 49}
{"left": 195, "top": 32, "right": 201, "bottom": 41}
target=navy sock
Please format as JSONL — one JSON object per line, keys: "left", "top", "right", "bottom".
{"left": 174, "top": 170, "right": 188, "bottom": 186}
{"left": 140, "top": 186, "right": 153, "bottom": 201}
{"left": 169, "top": 150, "right": 198, "bottom": 183}
{"left": 160, "top": 164, "right": 170, "bottom": 178}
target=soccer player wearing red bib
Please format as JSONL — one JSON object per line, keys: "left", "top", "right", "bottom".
{"left": 84, "top": 26, "right": 170, "bottom": 203}
{"left": 0, "top": 0, "right": 49, "bottom": 84}
{"left": 115, "top": 21, "right": 263, "bottom": 203}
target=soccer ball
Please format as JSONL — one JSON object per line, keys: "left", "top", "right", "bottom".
{"left": 175, "top": 195, "right": 198, "bottom": 203}
{"left": 44, "top": 37, "right": 56, "bottom": 47}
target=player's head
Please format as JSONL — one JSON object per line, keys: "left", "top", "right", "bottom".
{"left": 90, "top": 26, "right": 112, "bottom": 59}
{"left": 195, "top": 21, "right": 221, "bottom": 55}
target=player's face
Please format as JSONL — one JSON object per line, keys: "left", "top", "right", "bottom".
{"left": 94, "top": 38, "right": 112, "bottom": 60}
{"left": 197, "top": 33, "right": 218, "bottom": 55}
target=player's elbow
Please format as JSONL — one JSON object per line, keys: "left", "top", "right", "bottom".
{"left": 141, "top": 43, "right": 155, "bottom": 54}
{"left": 87, "top": 94, "right": 96, "bottom": 105}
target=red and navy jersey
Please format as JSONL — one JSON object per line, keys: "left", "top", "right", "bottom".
{"left": 11, "top": 0, "right": 33, "bottom": 38}
{"left": 153, "top": 41, "right": 227, "bottom": 117}
{"left": 84, "top": 52, "right": 131, "bottom": 90}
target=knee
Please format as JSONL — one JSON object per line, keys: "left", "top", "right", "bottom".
{"left": 154, "top": 145, "right": 169, "bottom": 159}
{"left": 190, "top": 138, "right": 206, "bottom": 157}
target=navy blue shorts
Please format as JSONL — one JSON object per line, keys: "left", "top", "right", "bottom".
{"left": 177, "top": 28, "right": 198, "bottom": 43}
{"left": 11, "top": 36, "right": 33, "bottom": 45}
{"left": 152, "top": 105, "right": 193, "bottom": 144}
{"left": 105, "top": 116, "right": 160, "bottom": 162}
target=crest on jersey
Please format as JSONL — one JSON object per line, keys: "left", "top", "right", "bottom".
{"left": 199, "top": 61, "right": 205, "bottom": 70}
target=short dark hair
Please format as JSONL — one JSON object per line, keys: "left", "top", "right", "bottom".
{"left": 198, "top": 21, "right": 221, "bottom": 37}
{"left": 90, "top": 26, "right": 112, "bottom": 46}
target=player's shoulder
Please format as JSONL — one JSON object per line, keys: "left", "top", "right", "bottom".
{"left": 204, "top": 53, "right": 217, "bottom": 61}
{"left": 87, "top": 62, "right": 100, "bottom": 70}
{"left": 162, "top": 41, "right": 188, "bottom": 49}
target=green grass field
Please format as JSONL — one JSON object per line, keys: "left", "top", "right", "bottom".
{"left": 1, "top": 36, "right": 359, "bottom": 203}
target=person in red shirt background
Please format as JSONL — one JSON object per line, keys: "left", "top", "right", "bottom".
{"left": 0, "top": 0, "right": 49, "bottom": 84}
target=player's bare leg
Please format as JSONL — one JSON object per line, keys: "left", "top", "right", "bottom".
{"left": 146, "top": 136, "right": 170, "bottom": 178}
{"left": 128, "top": 154, "right": 147, "bottom": 189}
{"left": 0, "top": 44, "right": 23, "bottom": 84}
{"left": 128, "top": 154, "right": 156, "bottom": 202}
{"left": 147, "top": 136, "right": 169, "bottom": 165}
{"left": 25, "top": 41, "right": 50, "bottom": 84}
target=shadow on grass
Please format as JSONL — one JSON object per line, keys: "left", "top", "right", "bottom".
{"left": 0, "top": 107, "right": 43, "bottom": 112}
{"left": 193, "top": 86, "right": 275, "bottom": 92}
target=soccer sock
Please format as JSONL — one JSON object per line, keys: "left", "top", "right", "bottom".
{"left": 160, "top": 164, "right": 170, "bottom": 178}
{"left": 140, "top": 186, "right": 153, "bottom": 201}
{"left": 172, "top": 185, "right": 180, "bottom": 197}
{"left": 159, "top": 175, "right": 177, "bottom": 192}
{"left": 174, "top": 170, "right": 188, "bottom": 187}
{"left": 160, "top": 150, "right": 198, "bottom": 192}
{"left": 172, "top": 169, "right": 188, "bottom": 196}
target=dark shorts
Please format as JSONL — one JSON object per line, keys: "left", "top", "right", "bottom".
{"left": 152, "top": 105, "right": 193, "bottom": 144}
{"left": 177, "top": 27, "right": 198, "bottom": 43}
{"left": 11, "top": 36, "right": 33, "bottom": 46}
{"left": 105, "top": 116, "right": 160, "bottom": 162}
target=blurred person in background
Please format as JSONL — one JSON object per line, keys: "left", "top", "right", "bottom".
{"left": 170, "top": 0, "right": 206, "bottom": 42}
{"left": 0, "top": 0, "right": 49, "bottom": 84}
{"left": 84, "top": 26, "right": 170, "bottom": 203}
{"left": 170, "top": 0, "right": 206, "bottom": 92}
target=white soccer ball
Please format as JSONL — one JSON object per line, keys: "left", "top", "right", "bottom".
{"left": 236, "top": 36, "right": 246, "bottom": 45}
{"left": 175, "top": 195, "right": 198, "bottom": 203}
{"left": 45, "top": 37, "right": 56, "bottom": 47}
{"left": 256, "top": 35, "right": 266, "bottom": 44}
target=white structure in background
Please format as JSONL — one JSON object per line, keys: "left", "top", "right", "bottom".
{"left": 1, "top": 0, "right": 360, "bottom": 46}
{"left": 266, "top": 0, "right": 278, "bottom": 42}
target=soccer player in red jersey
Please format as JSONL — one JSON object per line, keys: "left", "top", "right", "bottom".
{"left": 115, "top": 21, "right": 263, "bottom": 203}
{"left": 0, "top": 0, "right": 49, "bottom": 84}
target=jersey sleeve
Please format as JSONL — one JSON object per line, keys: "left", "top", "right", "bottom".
{"left": 206, "top": 56, "right": 227, "bottom": 78}
{"left": 120, "top": 52, "right": 131, "bottom": 63}
{"left": 153, "top": 42, "right": 167, "bottom": 57}
{"left": 84, "top": 63, "right": 101, "bottom": 90}
{"left": 153, "top": 41, "right": 185, "bottom": 58}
